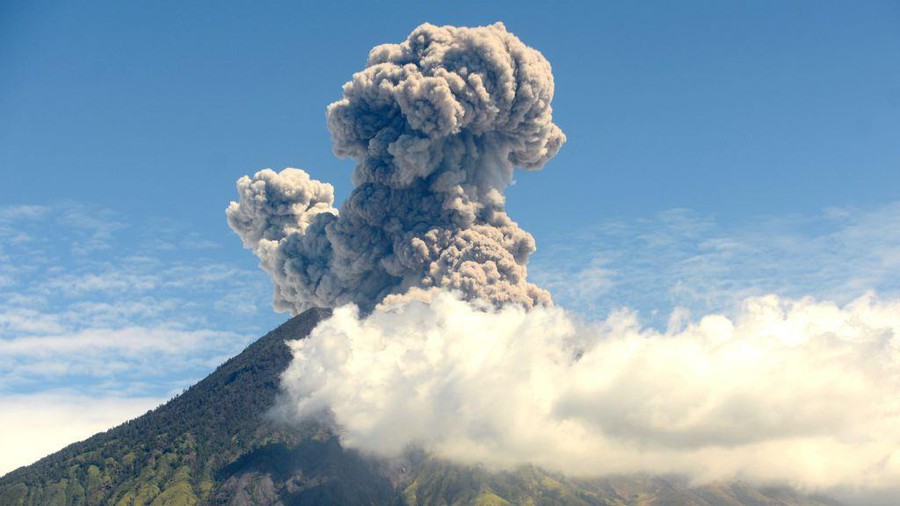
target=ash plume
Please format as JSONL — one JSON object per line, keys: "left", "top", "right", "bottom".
{"left": 227, "top": 22, "right": 900, "bottom": 501}
{"left": 227, "top": 22, "right": 565, "bottom": 314}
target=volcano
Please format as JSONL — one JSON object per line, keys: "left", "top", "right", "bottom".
{"left": 0, "top": 309, "right": 842, "bottom": 505}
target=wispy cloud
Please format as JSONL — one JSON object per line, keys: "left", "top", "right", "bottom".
{"left": 57, "top": 202, "right": 127, "bottom": 255}
{"left": 1, "top": 325, "right": 247, "bottom": 390}
{"left": 0, "top": 201, "right": 282, "bottom": 472}
{"left": 531, "top": 201, "right": 900, "bottom": 326}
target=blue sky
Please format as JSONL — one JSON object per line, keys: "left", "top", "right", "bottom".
{"left": 1, "top": 0, "right": 899, "bottom": 475}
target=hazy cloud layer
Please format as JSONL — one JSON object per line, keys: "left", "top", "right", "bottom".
{"left": 278, "top": 290, "right": 900, "bottom": 493}
{"left": 0, "top": 392, "right": 163, "bottom": 476}
{"left": 228, "top": 22, "right": 564, "bottom": 314}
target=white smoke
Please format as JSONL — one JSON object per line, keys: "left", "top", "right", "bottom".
{"left": 277, "top": 290, "right": 900, "bottom": 492}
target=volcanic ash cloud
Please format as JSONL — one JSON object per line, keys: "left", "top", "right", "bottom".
{"left": 229, "top": 21, "right": 900, "bottom": 498}
{"left": 227, "top": 22, "right": 565, "bottom": 314}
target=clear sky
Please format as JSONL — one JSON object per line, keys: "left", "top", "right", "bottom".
{"left": 1, "top": 0, "right": 899, "bottom": 476}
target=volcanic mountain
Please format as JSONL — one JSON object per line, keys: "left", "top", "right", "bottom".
{"left": 0, "top": 308, "right": 843, "bottom": 506}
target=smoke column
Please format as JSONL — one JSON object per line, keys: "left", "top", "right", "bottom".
{"left": 227, "top": 22, "right": 564, "bottom": 314}
{"left": 228, "top": 22, "right": 900, "bottom": 501}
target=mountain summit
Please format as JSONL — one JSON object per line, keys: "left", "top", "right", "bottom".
{"left": 0, "top": 309, "right": 842, "bottom": 505}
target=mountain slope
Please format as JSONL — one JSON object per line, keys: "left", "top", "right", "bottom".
{"left": 0, "top": 308, "right": 842, "bottom": 506}
{"left": 0, "top": 307, "right": 349, "bottom": 505}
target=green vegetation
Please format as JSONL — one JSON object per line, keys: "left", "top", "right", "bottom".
{"left": 0, "top": 307, "right": 843, "bottom": 505}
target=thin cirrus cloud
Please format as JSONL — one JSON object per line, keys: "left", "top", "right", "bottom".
{"left": 1, "top": 326, "right": 248, "bottom": 388}
{"left": 530, "top": 201, "right": 900, "bottom": 325}
{"left": 0, "top": 202, "right": 277, "bottom": 393}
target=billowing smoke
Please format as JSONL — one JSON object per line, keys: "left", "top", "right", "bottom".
{"left": 278, "top": 291, "right": 900, "bottom": 492}
{"left": 229, "top": 21, "right": 900, "bottom": 499}
{"left": 227, "top": 22, "right": 564, "bottom": 314}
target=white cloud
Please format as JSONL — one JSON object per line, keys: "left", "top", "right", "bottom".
{"left": 0, "top": 308, "right": 66, "bottom": 335}
{"left": 277, "top": 290, "right": 900, "bottom": 496}
{"left": 531, "top": 201, "right": 900, "bottom": 324}
{"left": 0, "top": 392, "right": 163, "bottom": 476}
{"left": 0, "top": 309, "right": 255, "bottom": 392}
{"left": 0, "top": 201, "right": 283, "bottom": 475}
{"left": 57, "top": 202, "right": 127, "bottom": 255}
{"left": 533, "top": 257, "right": 616, "bottom": 311}
{"left": 41, "top": 270, "right": 160, "bottom": 296}
{"left": 0, "top": 205, "right": 50, "bottom": 222}
{"left": 2, "top": 325, "right": 245, "bottom": 357}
